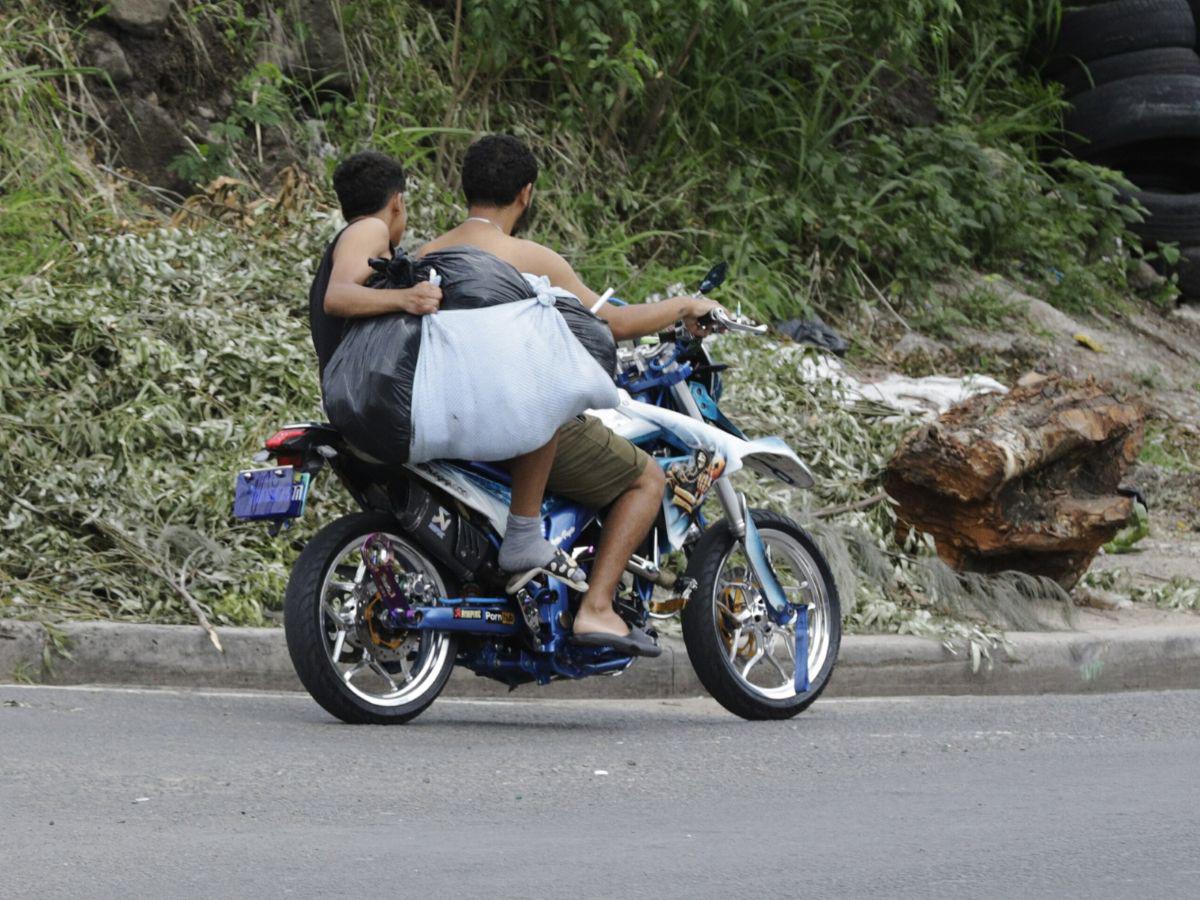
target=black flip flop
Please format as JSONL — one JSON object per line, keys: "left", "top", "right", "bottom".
{"left": 572, "top": 626, "right": 662, "bottom": 658}
{"left": 506, "top": 548, "right": 589, "bottom": 593}
{"left": 624, "top": 626, "right": 663, "bottom": 658}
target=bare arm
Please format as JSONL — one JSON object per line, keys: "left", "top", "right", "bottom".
{"left": 324, "top": 218, "right": 441, "bottom": 317}
{"left": 528, "top": 243, "right": 722, "bottom": 342}
{"left": 601, "top": 296, "right": 716, "bottom": 342}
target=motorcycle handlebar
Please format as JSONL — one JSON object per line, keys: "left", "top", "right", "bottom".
{"left": 697, "top": 306, "right": 768, "bottom": 336}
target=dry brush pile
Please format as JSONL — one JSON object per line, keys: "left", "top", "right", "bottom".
{"left": 0, "top": 200, "right": 339, "bottom": 625}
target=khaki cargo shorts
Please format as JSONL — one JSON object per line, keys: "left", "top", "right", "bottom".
{"left": 546, "top": 415, "right": 651, "bottom": 510}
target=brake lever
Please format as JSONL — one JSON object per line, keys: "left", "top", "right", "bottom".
{"left": 712, "top": 307, "right": 767, "bottom": 335}
{"left": 703, "top": 309, "right": 769, "bottom": 336}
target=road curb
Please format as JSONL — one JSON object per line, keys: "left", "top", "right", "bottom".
{"left": 3, "top": 619, "right": 1200, "bottom": 698}
{"left": 0, "top": 620, "right": 47, "bottom": 682}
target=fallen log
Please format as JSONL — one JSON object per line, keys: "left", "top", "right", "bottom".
{"left": 882, "top": 373, "right": 1144, "bottom": 588}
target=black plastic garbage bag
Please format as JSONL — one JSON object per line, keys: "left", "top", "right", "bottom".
{"left": 321, "top": 245, "right": 617, "bottom": 463}
{"left": 775, "top": 317, "right": 850, "bottom": 356}
{"left": 413, "top": 246, "right": 616, "bottom": 373}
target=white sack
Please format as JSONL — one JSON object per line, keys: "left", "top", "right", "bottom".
{"left": 408, "top": 294, "right": 619, "bottom": 463}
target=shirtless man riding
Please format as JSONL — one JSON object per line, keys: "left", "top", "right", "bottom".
{"left": 419, "top": 134, "right": 724, "bottom": 653}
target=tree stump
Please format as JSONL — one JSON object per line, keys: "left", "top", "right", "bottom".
{"left": 882, "top": 373, "right": 1144, "bottom": 588}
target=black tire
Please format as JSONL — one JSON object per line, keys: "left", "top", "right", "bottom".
{"left": 1091, "top": 136, "right": 1200, "bottom": 186}
{"left": 1065, "top": 74, "right": 1200, "bottom": 156}
{"left": 681, "top": 509, "right": 841, "bottom": 721}
{"left": 283, "top": 512, "right": 456, "bottom": 725}
{"left": 1126, "top": 188, "right": 1200, "bottom": 242}
{"left": 1092, "top": 138, "right": 1200, "bottom": 242}
{"left": 1052, "top": 1, "right": 1195, "bottom": 66}
{"left": 1174, "top": 245, "right": 1200, "bottom": 295}
{"left": 1049, "top": 47, "right": 1200, "bottom": 97}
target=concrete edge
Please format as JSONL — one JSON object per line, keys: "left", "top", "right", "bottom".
{"left": 2, "top": 619, "right": 1199, "bottom": 698}
{"left": 0, "top": 620, "right": 47, "bottom": 683}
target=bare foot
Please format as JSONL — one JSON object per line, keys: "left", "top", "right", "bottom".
{"left": 572, "top": 604, "right": 629, "bottom": 637}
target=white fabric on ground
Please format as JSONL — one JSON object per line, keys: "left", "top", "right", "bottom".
{"left": 794, "top": 351, "right": 1006, "bottom": 418}
{"left": 855, "top": 371, "right": 1007, "bottom": 416}
{"left": 408, "top": 293, "right": 619, "bottom": 463}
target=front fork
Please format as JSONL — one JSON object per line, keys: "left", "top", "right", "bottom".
{"left": 671, "top": 381, "right": 809, "bottom": 691}
{"left": 714, "top": 480, "right": 792, "bottom": 624}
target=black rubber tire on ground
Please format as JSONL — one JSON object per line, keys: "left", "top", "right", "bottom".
{"left": 1052, "top": 1, "right": 1195, "bottom": 66}
{"left": 1174, "top": 245, "right": 1200, "bottom": 296}
{"left": 1125, "top": 188, "right": 1200, "bottom": 243}
{"left": 1123, "top": 168, "right": 1199, "bottom": 193}
{"left": 1065, "top": 73, "right": 1200, "bottom": 156}
{"left": 1048, "top": 47, "right": 1200, "bottom": 97}
{"left": 1090, "top": 137, "right": 1200, "bottom": 186}
{"left": 283, "top": 511, "right": 457, "bottom": 725}
{"left": 681, "top": 509, "right": 841, "bottom": 721}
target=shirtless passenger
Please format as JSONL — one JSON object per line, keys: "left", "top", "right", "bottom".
{"left": 310, "top": 150, "right": 586, "bottom": 592}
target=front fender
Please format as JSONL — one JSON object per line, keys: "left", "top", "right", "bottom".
{"left": 741, "top": 437, "right": 816, "bottom": 489}
{"left": 619, "top": 397, "right": 816, "bottom": 489}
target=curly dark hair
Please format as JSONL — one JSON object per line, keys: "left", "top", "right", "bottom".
{"left": 332, "top": 150, "right": 406, "bottom": 220}
{"left": 461, "top": 134, "right": 539, "bottom": 207}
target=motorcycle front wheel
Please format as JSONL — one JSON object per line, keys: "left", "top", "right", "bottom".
{"left": 681, "top": 509, "right": 840, "bottom": 720}
{"left": 284, "top": 512, "right": 456, "bottom": 725}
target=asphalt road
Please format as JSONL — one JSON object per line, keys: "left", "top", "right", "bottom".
{"left": 2, "top": 687, "right": 1198, "bottom": 899}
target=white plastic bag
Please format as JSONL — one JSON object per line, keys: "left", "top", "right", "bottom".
{"left": 408, "top": 293, "right": 619, "bottom": 463}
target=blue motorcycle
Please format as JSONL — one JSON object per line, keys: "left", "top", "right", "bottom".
{"left": 234, "top": 264, "right": 840, "bottom": 721}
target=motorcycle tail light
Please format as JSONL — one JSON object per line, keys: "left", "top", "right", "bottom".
{"left": 265, "top": 427, "right": 309, "bottom": 450}
{"left": 264, "top": 428, "right": 309, "bottom": 468}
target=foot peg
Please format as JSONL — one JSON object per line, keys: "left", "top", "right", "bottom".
{"left": 513, "top": 586, "right": 541, "bottom": 633}
{"left": 647, "top": 577, "right": 697, "bottom": 617}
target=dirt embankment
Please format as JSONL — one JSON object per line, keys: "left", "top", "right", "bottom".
{"left": 885, "top": 276, "right": 1200, "bottom": 597}
{"left": 66, "top": 0, "right": 347, "bottom": 194}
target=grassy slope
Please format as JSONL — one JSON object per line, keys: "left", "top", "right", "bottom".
{"left": 0, "top": 0, "right": 1190, "bottom": 636}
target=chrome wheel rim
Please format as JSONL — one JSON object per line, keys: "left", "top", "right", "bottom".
{"left": 318, "top": 532, "right": 451, "bottom": 707}
{"left": 712, "top": 530, "right": 831, "bottom": 700}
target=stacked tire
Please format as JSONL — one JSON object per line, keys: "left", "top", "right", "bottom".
{"left": 1047, "top": 0, "right": 1200, "bottom": 298}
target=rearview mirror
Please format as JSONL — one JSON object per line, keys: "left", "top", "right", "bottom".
{"left": 698, "top": 261, "right": 728, "bottom": 294}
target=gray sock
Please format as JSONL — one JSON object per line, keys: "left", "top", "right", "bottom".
{"left": 498, "top": 513, "right": 559, "bottom": 573}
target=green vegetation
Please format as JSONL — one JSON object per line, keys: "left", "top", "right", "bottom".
{"left": 1082, "top": 569, "right": 1200, "bottom": 612}
{"left": 0, "top": 0, "right": 1177, "bottom": 634}
{"left": 1140, "top": 424, "right": 1199, "bottom": 473}
{"left": 167, "top": 62, "right": 299, "bottom": 186}
{"left": 1139, "top": 576, "right": 1200, "bottom": 612}
{"left": 0, "top": 4, "right": 108, "bottom": 278}
{"left": 163, "top": 0, "right": 1153, "bottom": 319}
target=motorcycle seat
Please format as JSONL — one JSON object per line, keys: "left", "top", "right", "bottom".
{"left": 301, "top": 424, "right": 516, "bottom": 486}
{"left": 453, "top": 460, "right": 513, "bottom": 486}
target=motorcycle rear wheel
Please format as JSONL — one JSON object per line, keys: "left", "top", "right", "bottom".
{"left": 682, "top": 509, "right": 840, "bottom": 720}
{"left": 284, "top": 512, "right": 456, "bottom": 725}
